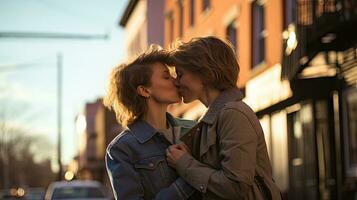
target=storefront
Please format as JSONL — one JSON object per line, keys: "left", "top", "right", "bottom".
{"left": 245, "top": 50, "right": 357, "bottom": 200}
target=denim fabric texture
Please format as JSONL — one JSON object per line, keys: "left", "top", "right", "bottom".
{"left": 106, "top": 113, "right": 197, "bottom": 200}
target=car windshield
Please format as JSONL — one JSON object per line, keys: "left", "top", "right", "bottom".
{"left": 52, "top": 186, "right": 105, "bottom": 199}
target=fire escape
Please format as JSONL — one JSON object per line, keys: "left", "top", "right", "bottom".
{"left": 282, "top": 0, "right": 357, "bottom": 84}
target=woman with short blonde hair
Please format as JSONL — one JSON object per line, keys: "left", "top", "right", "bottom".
{"left": 166, "top": 36, "right": 282, "bottom": 200}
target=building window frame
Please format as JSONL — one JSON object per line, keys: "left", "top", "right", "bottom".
{"left": 166, "top": 11, "right": 174, "bottom": 43}
{"left": 251, "top": 0, "right": 266, "bottom": 68}
{"left": 226, "top": 19, "right": 238, "bottom": 55}
{"left": 178, "top": 0, "right": 184, "bottom": 37}
{"left": 342, "top": 87, "right": 357, "bottom": 178}
{"left": 202, "top": 0, "right": 211, "bottom": 12}
{"left": 190, "top": 0, "right": 195, "bottom": 26}
{"left": 283, "top": 0, "right": 295, "bottom": 30}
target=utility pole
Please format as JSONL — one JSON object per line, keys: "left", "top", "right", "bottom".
{"left": 57, "top": 52, "right": 63, "bottom": 180}
{"left": 0, "top": 31, "right": 108, "bottom": 181}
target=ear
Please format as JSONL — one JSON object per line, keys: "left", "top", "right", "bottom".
{"left": 137, "top": 85, "right": 151, "bottom": 98}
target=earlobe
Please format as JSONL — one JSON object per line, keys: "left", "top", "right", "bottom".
{"left": 137, "top": 85, "right": 151, "bottom": 98}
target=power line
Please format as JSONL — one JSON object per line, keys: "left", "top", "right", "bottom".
{"left": 0, "top": 32, "right": 109, "bottom": 40}
{"left": 0, "top": 56, "right": 55, "bottom": 72}
{"left": 0, "top": 62, "right": 54, "bottom": 72}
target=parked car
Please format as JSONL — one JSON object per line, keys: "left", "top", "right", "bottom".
{"left": 25, "top": 188, "right": 45, "bottom": 200}
{"left": 45, "top": 180, "right": 110, "bottom": 200}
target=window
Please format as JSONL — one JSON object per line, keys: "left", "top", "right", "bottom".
{"left": 202, "top": 0, "right": 210, "bottom": 11}
{"left": 167, "top": 12, "right": 174, "bottom": 43}
{"left": 252, "top": 1, "right": 265, "bottom": 67}
{"left": 284, "top": 0, "right": 295, "bottom": 29}
{"left": 271, "top": 111, "right": 289, "bottom": 192}
{"left": 178, "top": 0, "right": 184, "bottom": 37}
{"left": 343, "top": 88, "right": 357, "bottom": 177}
{"left": 287, "top": 103, "right": 318, "bottom": 199}
{"left": 190, "top": 0, "right": 195, "bottom": 26}
{"left": 226, "top": 19, "right": 237, "bottom": 54}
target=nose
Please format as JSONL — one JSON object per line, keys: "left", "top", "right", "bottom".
{"left": 173, "top": 77, "right": 180, "bottom": 87}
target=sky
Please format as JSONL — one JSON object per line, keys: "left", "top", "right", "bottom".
{"left": 0, "top": 0, "right": 128, "bottom": 167}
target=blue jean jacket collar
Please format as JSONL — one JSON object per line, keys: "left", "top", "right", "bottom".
{"left": 127, "top": 113, "right": 177, "bottom": 143}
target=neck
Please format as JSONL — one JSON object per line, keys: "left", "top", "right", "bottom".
{"left": 143, "top": 100, "right": 168, "bottom": 130}
{"left": 200, "top": 87, "right": 221, "bottom": 107}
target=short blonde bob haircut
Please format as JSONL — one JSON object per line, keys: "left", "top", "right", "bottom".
{"left": 168, "top": 36, "right": 239, "bottom": 90}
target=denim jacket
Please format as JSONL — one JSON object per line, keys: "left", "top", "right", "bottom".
{"left": 106, "top": 114, "right": 197, "bottom": 200}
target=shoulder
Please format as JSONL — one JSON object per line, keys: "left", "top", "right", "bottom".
{"left": 106, "top": 129, "right": 136, "bottom": 156}
{"left": 217, "top": 100, "right": 262, "bottom": 134}
{"left": 221, "top": 101, "right": 259, "bottom": 122}
{"left": 224, "top": 100, "right": 255, "bottom": 115}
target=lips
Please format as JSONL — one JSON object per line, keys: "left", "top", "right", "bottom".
{"left": 178, "top": 89, "right": 185, "bottom": 97}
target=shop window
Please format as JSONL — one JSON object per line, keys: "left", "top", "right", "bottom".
{"left": 271, "top": 111, "right": 289, "bottom": 192}
{"left": 287, "top": 103, "right": 318, "bottom": 200}
{"left": 343, "top": 87, "right": 357, "bottom": 177}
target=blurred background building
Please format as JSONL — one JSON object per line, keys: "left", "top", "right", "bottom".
{"left": 75, "top": 98, "right": 121, "bottom": 194}
{"left": 118, "top": 0, "right": 357, "bottom": 200}
{"left": 120, "top": 0, "right": 166, "bottom": 59}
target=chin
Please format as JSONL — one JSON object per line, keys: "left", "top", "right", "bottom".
{"left": 169, "top": 96, "right": 181, "bottom": 104}
{"left": 182, "top": 97, "right": 194, "bottom": 104}
{"left": 172, "top": 99, "right": 181, "bottom": 104}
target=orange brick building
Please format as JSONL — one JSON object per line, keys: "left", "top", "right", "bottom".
{"left": 162, "top": 1, "right": 357, "bottom": 199}
{"left": 165, "top": 0, "right": 282, "bottom": 84}
{"left": 164, "top": 0, "right": 286, "bottom": 119}
{"left": 119, "top": 0, "right": 357, "bottom": 199}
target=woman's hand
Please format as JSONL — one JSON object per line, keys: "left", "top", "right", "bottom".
{"left": 166, "top": 144, "right": 191, "bottom": 168}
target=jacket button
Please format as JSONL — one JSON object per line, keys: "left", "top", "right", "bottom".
{"left": 199, "top": 185, "right": 205, "bottom": 191}
{"left": 196, "top": 127, "right": 200, "bottom": 131}
{"left": 149, "top": 163, "right": 154, "bottom": 167}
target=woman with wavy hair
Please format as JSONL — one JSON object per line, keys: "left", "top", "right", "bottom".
{"left": 104, "top": 46, "right": 197, "bottom": 200}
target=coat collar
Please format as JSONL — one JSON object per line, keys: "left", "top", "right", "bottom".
{"left": 200, "top": 87, "right": 243, "bottom": 125}
{"left": 127, "top": 113, "right": 177, "bottom": 143}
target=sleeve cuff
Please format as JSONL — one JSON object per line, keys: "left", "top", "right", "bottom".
{"left": 174, "top": 177, "right": 195, "bottom": 199}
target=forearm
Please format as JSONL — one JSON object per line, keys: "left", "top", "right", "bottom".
{"left": 176, "top": 154, "right": 250, "bottom": 199}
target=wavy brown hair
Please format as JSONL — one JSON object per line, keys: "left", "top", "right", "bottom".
{"left": 168, "top": 36, "right": 239, "bottom": 90}
{"left": 103, "top": 45, "right": 170, "bottom": 127}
